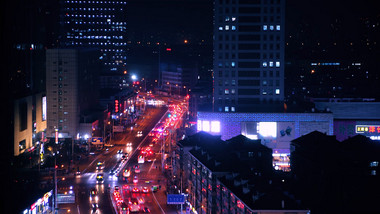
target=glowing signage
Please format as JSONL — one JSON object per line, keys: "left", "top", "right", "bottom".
{"left": 115, "top": 100, "right": 119, "bottom": 113}
{"left": 356, "top": 125, "right": 380, "bottom": 134}
{"left": 202, "top": 121, "right": 210, "bottom": 132}
{"left": 211, "top": 121, "right": 220, "bottom": 133}
{"left": 257, "top": 122, "right": 277, "bottom": 138}
{"left": 42, "top": 96, "right": 47, "bottom": 121}
{"left": 197, "top": 120, "right": 221, "bottom": 133}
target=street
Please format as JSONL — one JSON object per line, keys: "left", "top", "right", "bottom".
{"left": 55, "top": 96, "right": 188, "bottom": 214}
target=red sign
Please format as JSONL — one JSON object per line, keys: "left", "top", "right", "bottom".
{"left": 115, "top": 100, "right": 119, "bottom": 113}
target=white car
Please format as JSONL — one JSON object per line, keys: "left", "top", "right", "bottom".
{"left": 136, "top": 131, "right": 143, "bottom": 137}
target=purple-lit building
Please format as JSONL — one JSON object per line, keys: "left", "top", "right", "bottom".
{"left": 196, "top": 111, "right": 333, "bottom": 171}
{"left": 313, "top": 98, "right": 380, "bottom": 141}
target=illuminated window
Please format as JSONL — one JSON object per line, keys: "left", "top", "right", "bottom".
{"left": 231, "top": 107, "right": 235, "bottom": 112}
{"left": 262, "top": 62, "right": 267, "bottom": 67}
{"left": 225, "top": 89, "right": 229, "bottom": 94}
{"left": 202, "top": 121, "right": 210, "bottom": 132}
{"left": 276, "top": 25, "right": 281, "bottom": 31}
{"left": 263, "top": 25, "right": 267, "bottom": 30}
{"left": 269, "top": 25, "right": 274, "bottom": 30}
{"left": 225, "top": 25, "right": 229, "bottom": 30}
{"left": 224, "top": 106, "right": 229, "bottom": 112}
{"left": 219, "top": 26, "right": 223, "bottom": 31}
{"left": 269, "top": 61, "right": 274, "bottom": 67}
{"left": 211, "top": 121, "right": 221, "bottom": 133}
{"left": 231, "top": 26, "right": 236, "bottom": 30}
{"left": 370, "top": 161, "right": 379, "bottom": 167}
{"left": 276, "top": 61, "right": 280, "bottom": 67}
{"left": 275, "top": 89, "right": 280, "bottom": 95}
{"left": 231, "top": 17, "right": 236, "bottom": 21}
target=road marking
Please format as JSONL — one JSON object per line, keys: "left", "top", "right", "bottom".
{"left": 152, "top": 191, "right": 166, "bottom": 214}
{"left": 148, "top": 159, "right": 157, "bottom": 173}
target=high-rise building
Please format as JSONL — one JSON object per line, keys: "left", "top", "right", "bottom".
{"left": 46, "top": 49, "right": 100, "bottom": 139}
{"left": 60, "top": 0, "right": 127, "bottom": 89}
{"left": 46, "top": 49, "right": 79, "bottom": 138}
{"left": 213, "top": 0, "right": 285, "bottom": 112}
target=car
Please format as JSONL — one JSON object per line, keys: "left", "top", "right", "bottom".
{"left": 123, "top": 169, "right": 131, "bottom": 178}
{"left": 75, "top": 170, "right": 81, "bottom": 176}
{"left": 133, "top": 176, "right": 138, "bottom": 184}
{"left": 96, "top": 174, "right": 104, "bottom": 183}
{"left": 91, "top": 203, "right": 99, "bottom": 213}
{"left": 117, "top": 149, "right": 123, "bottom": 154}
{"left": 114, "top": 186, "right": 120, "bottom": 192}
{"left": 136, "top": 131, "right": 143, "bottom": 137}
{"left": 109, "top": 169, "right": 115, "bottom": 175}
{"left": 134, "top": 165, "right": 140, "bottom": 173}
{"left": 90, "top": 188, "right": 98, "bottom": 202}
{"left": 123, "top": 184, "right": 130, "bottom": 190}
{"left": 142, "top": 207, "right": 151, "bottom": 213}
{"left": 142, "top": 186, "right": 149, "bottom": 193}
{"left": 96, "top": 161, "right": 104, "bottom": 170}
{"left": 129, "top": 198, "right": 140, "bottom": 212}
{"left": 138, "top": 155, "right": 144, "bottom": 164}
{"left": 132, "top": 187, "right": 139, "bottom": 193}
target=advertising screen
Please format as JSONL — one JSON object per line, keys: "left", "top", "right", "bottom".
{"left": 42, "top": 96, "right": 47, "bottom": 121}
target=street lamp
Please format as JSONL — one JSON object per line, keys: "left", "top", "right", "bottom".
{"left": 131, "top": 74, "right": 137, "bottom": 81}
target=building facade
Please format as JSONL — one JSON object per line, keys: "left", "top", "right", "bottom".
{"left": 60, "top": 0, "right": 127, "bottom": 89}
{"left": 46, "top": 49, "right": 79, "bottom": 138}
{"left": 213, "top": 0, "right": 285, "bottom": 112}
{"left": 160, "top": 62, "right": 197, "bottom": 95}
{"left": 313, "top": 98, "right": 380, "bottom": 141}
{"left": 197, "top": 111, "right": 333, "bottom": 171}
{"left": 13, "top": 92, "right": 47, "bottom": 156}
{"left": 177, "top": 132, "right": 309, "bottom": 214}
{"left": 290, "top": 131, "right": 380, "bottom": 213}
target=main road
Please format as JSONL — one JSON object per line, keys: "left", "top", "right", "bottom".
{"left": 57, "top": 105, "right": 170, "bottom": 214}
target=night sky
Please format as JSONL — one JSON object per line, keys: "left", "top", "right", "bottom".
{"left": 124, "top": 0, "right": 379, "bottom": 45}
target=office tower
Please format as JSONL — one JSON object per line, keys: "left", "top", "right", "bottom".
{"left": 213, "top": 0, "right": 285, "bottom": 112}
{"left": 60, "top": 0, "right": 127, "bottom": 89}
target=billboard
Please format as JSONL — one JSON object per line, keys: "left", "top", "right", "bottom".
{"left": 42, "top": 96, "right": 47, "bottom": 121}
{"left": 91, "top": 137, "right": 103, "bottom": 145}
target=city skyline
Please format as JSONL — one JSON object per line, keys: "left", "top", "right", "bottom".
{"left": 3, "top": 0, "right": 380, "bottom": 213}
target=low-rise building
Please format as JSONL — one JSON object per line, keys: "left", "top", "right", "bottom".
{"left": 196, "top": 111, "right": 333, "bottom": 171}
{"left": 177, "top": 132, "right": 309, "bottom": 214}
{"left": 291, "top": 131, "right": 380, "bottom": 213}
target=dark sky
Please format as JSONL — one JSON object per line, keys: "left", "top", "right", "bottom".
{"left": 126, "top": 0, "right": 379, "bottom": 44}
{"left": 126, "top": 0, "right": 213, "bottom": 44}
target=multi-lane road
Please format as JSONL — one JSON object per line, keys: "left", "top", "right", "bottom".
{"left": 56, "top": 97, "right": 187, "bottom": 214}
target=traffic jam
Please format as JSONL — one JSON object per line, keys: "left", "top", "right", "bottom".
{"left": 109, "top": 103, "right": 185, "bottom": 213}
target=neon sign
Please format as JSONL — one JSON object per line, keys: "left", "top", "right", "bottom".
{"left": 356, "top": 125, "right": 380, "bottom": 134}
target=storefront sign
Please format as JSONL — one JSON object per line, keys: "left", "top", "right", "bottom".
{"left": 356, "top": 125, "right": 380, "bottom": 134}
